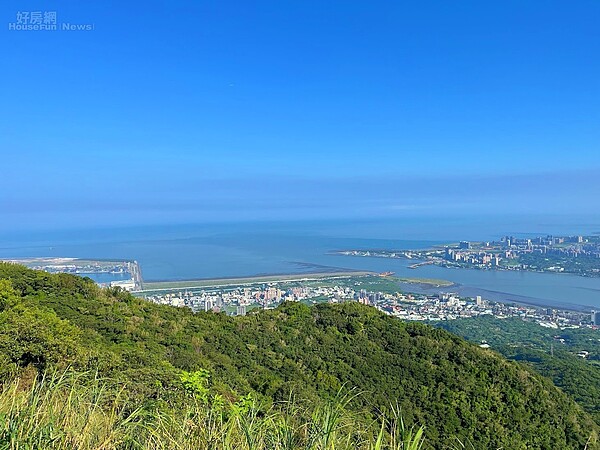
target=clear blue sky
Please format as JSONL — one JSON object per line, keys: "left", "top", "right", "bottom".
{"left": 2, "top": 1, "right": 599, "bottom": 230}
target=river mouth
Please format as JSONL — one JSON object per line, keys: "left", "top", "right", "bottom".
{"left": 2, "top": 225, "right": 600, "bottom": 311}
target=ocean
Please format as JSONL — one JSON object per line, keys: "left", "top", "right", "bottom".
{"left": 1, "top": 216, "right": 600, "bottom": 310}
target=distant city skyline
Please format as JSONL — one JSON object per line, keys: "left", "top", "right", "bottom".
{"left": 2, "top": 1, "right": 599, "bottom": 230}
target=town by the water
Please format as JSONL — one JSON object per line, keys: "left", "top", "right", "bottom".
{"left": 337, "top": 234, "right": 600, "bottom": 276}
{"left": 5, "top": 234, "right": 600, "bottom": 340}
{"left": 138, "top": 273, "right": 599, "bottom": 333}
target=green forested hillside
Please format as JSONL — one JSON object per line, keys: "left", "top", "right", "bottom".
{"left": 0, "top": 262, "right": 598, "bottom": 449}
{"left": 437, "top": 315, "right": 600, "bottom": 423}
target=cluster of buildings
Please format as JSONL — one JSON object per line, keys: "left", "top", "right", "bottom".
{"left": 495, "top": 235, "right": 599, "bottom": 258}
{"left": 140, "top": 279, "right": 591, "bottom": 328}
{"left": 338, "top": 235, "right": 600, "bottom": 275}
{"left": 445, "top": 247, "right": 501, "bottom": 266}
{"left": 143, "top": 284, "right": 350, "bottom": 313}
{"left": 378, "top": 292, "right": 585, "bottom": 327}
{"left": 440, "top": 235, "right": 600, "bottom": 272}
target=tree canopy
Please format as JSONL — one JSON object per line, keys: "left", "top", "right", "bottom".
{"left": 0, "top": 262, "right": 598, "bottom": 449}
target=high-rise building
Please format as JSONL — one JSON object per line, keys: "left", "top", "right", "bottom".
{"left": 592, "top": 310, "right": 600, "bottom": 326}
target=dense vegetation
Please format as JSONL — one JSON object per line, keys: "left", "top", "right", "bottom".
{"left": 437, "top": 316, "right": 600, "bottom": 422}
{"left": 0, "top": 369, "right": 427, "bottom": 450}
{"left": 0, "top": 262, "right": 599, "bottom": 449}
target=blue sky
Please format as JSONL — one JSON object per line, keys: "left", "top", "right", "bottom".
{"left": 1, "top": 1, "right": 599, "bottom": 230}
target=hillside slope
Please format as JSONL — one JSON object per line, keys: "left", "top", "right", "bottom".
{"left": 0, "top": 263, "right": 598, "bottom": 449}
{"left": 437, "top": 315, "right": 600, "bottom": 423}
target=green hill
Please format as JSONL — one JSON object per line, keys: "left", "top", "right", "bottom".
{"left": 0, "top": 262, "right": 598, "bottom": 449}
{"left": 437, "top": 315, "right": 600, "bottom": 423}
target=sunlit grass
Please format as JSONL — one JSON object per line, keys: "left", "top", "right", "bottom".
{"left": 0, "top": 369, "right": 425, "bottom": 450}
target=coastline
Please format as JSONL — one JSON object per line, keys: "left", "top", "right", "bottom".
{"left": 479, "top": 292, "right": 591, "bottom": 313}
{"left": 140, "top": 272, "right": 589, "bottom": 313}
{"left": 335, "top": 251, "right": 600, "bottom": 279}
{"left": 396, "top": 277, "right": 455, "bottom": 288}
{"left": 140, "top": 270, "right": 377, "bottom": 291}
{"left": 3, "top": 252, "right": 598, "bottom": 313}
{"left": 417, "top": 282, "right": 592, "bottom": 313}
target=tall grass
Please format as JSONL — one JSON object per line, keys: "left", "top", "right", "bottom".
{"left": 0, "top": 370, "right": 141, "bottom": 449}
{"left": 0, "top": 370, "right": 425, "bottom": 450}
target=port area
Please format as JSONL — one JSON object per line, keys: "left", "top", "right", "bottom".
{"left": 0, "top": 257, "right": 143, "bottom": 291}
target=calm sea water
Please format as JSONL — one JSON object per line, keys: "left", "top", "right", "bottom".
{"left": 1, "top": 217, "right": 600, "bottom": 310}
{"left": 80, "top": 272, "right": 133, "bottom": 284}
